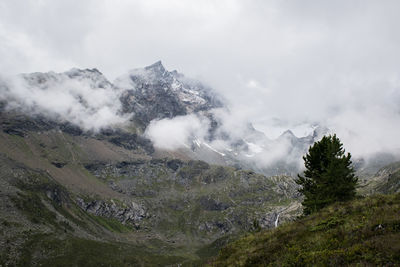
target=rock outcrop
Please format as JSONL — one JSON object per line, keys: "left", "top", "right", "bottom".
{"left": 76, "top": 198, "right": 147, "bottom": 228}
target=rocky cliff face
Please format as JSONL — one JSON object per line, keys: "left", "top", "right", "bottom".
{"left": 116, "top": 61, "right": 223, "bottom": 127}
{"left": 76, "top": 197, "right": 147, "bottom": 228}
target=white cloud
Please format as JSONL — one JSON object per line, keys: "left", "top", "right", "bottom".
{"left": 1, "top": 73, "right": 128, "bottom": 131}
{"left": 145, "top": 114, "right": 210, "bottom": 150}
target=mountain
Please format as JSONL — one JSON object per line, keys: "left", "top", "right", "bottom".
{"left": 0, "top": 61, "right": 339, "bottom": 176}
{"left": 0, "top": 63, "right": 304, "bottom": 265}
{"left": 116, "top": 61, "right": 223, "bottom": 128}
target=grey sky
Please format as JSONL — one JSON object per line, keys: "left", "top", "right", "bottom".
{"left": 1, "top": 0, "right": 400, "bottom": 157}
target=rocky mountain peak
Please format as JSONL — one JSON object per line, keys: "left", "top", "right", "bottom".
{"left": 114, "top": 61, "right": 173, "bottom": 90}
{"left": 144, "top": 60, "right": 166, "bottom": 74}
{"left": 116, "top": 62, "right": 224, "bottom": 126}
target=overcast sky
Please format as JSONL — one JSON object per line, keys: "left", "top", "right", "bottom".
{"left": 1, "top": 0, "right": 400, "bottom": 156}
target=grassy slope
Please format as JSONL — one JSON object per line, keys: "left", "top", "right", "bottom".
{"left": 212, "top": 193, "right": 400, "bottom": 266}
{"left": 0, "top": 129, "right": 301, "bottom": 266}
{"left": 0, "top": 155, "right": 188, "bottom": 266}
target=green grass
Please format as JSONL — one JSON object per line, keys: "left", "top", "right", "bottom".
{"left": 212, "top": 193, "right": 400, "bottom": 266}
{"left": 14, "top": 234, "right": 186, "bottom": 267}
{"left": 10, "top": 192, "right": 58, "bottom": 226}
{"left": 88, "top": 213, "right": 132, "bottom": 233}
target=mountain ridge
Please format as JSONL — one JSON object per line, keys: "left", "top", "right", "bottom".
{"left": 1, "top": 62, "right": 396, "bottom": 176}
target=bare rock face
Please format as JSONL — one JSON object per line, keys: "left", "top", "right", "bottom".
{"left": 76, "top": 197, "right": 147, "bottom": 228}
{"left": 116, "top": 61, "right": 223, "bottom": 126}
{"left": 81, "top": 158, "right": 302, "bottom": 237}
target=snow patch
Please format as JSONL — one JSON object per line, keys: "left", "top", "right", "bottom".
{"left": 203, "top": 142, "right": 226, "bottom": 156}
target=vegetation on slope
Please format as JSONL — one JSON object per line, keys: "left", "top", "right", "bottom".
{"left": 0, "top": 129, "right": 300, "bottom": 266}
{"left": 0, "top": 155, "right": 190, "bottom": 266}
{"left": 212, "top": 193, "right": 400, "bottom": 266}
{"left": 2, "top": 113, "right": 399, "bottom": 266}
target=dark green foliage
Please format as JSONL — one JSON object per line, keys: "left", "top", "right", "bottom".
{"left": 296, "top": 134, "right": 358, "bottom": 214}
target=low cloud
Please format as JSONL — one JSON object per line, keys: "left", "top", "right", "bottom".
{"left": 145, "top": 114, "right": 210, "bottom": 150}
{"left": 328, "top": 106, "right": 400, "bottom": 159}
{"left": 145, "top": 108, "right": 309, "bottom": 172}
{"left": 0, "top": 71, "right": 129, "bottom": 131}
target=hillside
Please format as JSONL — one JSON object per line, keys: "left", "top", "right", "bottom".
{"left": 0, "top": 111, "right": 301, "bottom": 265}
{"left": 212, "top": 193, "right": 400, "bottom": 266}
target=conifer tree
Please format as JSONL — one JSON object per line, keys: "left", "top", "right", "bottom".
{"left": 296, "top": 134, "right": 358, "bottom": 215}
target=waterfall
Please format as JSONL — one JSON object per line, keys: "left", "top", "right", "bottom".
{"left": 274, "top": 214, "right": 280, "bottom": 228}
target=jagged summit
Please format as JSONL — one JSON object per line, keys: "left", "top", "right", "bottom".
{"left": 144, "top": 60, "right": 166, "bottom": 73}
{"left": 1, "top": 62, "right": 223, "bottom": 130}
{"left": 114, "top": 61, "right": 172, "bottom": 89}
{"left": 116, "top": 61, "right": 223, "bottom": 125}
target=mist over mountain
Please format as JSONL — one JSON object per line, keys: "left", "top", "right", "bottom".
{"left": 1, "top": 61, "right": 398, "bottom": 176}
{"left": 2, "top": 0, "right": 400, "bottom": 170}
{"left": 0, "top": 62, "right": 327, "bottom": 175}
{"left": 0, "top": 68, "right": 128, "bottom": 131}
